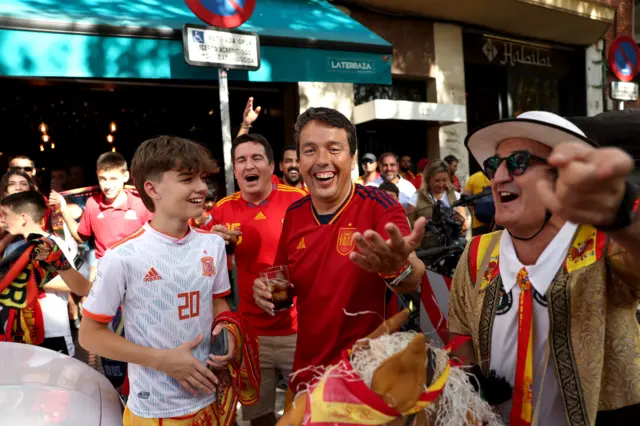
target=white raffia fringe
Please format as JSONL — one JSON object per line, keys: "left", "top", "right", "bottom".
{"left": 350, "top": 332, "right": 419, "bottom": 387}
{"left": 290, "top": 309, "right": 505, "bottom": 426}
{"left": 350, "top": 332, "right": 504, "bottom": 426}
{"left": 426, "top": 364, "right": 504, "bottom": 426}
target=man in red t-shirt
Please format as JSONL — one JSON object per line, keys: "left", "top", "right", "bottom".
{"left": 253, "top": 108, "right": 426, "bottom": 394}
{"left": 214, "top": 134, "right": 305, "bottom": 426}
{"left": 53, "top": 152, "right": 151, "bottom": 260}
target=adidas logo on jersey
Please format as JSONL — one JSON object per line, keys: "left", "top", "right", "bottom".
{"left": 297, "top": 237, "right": 306, "bottom": 250}
{"left": 254, "top": 212, "right": 267, "bottom": 220}
{"left": 143, "top": 267, "right": 162, "bottom": 282}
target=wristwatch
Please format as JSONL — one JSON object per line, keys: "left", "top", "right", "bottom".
{"left": 596, "top": 182, "right": 639, "bottom": 232}
{"left": 384, "top": 263, "right": 414, "bottom": 288}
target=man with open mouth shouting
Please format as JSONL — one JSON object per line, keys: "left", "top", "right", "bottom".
{"left": 252, "top": 107, "right": 427, "bottom": 402}
{"left": 448, "top": 111, "right": 640, "bottom": 426}
{"left": 211, "top": 133, "right": 306, "bottom": 426}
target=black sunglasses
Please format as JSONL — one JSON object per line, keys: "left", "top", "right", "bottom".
{"left": 10, "top": 166, "right": 34, "bottom": 173}
{"left": 483, "top": 151, "right": 548, "bottom": 179}
{"left": 362, "top": 160, "right": 374, "bottom": 165}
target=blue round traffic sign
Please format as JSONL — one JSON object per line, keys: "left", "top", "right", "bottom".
{"left": 185, "top": 0, "right": 256, "bottom": 29}
{"left": 608, "top": 36, "right": 640, "bottom": 82}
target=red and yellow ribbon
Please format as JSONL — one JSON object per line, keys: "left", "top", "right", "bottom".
{"left": 511, "top": 268, "right": 534, "bottom": 426}
{"left": 302, "top": 336, "right": 470, "bottom": 425}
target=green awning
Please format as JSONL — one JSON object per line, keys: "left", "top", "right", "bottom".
{"left": 0, "top": 0, "right": 391, "bottom": 84}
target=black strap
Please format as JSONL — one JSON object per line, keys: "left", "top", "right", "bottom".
{"left": 510, "top": 209, "right": 552, "bottom": 241}
{"left": 403, "top": 413, "right": 417, "bottom": 426}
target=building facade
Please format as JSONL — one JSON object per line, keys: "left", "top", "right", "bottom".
{"left": 317, "top": 0, "right": 632, "bottom": 181}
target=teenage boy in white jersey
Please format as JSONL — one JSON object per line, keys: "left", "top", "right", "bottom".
{"left": 0, "top": 191, "right": 90, "bottom": 355}
{"left": 80, "top": 136, "right": 257, "bottom": 425}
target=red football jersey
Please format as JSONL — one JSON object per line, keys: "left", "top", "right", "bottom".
{"left": 274, "top": 184, "right": 411, "bottom": 392}
{"left": 213, "top": 183, "right": 306, "bottom": 336}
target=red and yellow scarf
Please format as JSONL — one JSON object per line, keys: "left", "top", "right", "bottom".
{"left": 0, "top": 237, "right": 67, "bottom": 345}
{"left": 210, "top": 311, "right": 261, "bottom": 426}
{"left": 301, "top": 336, "right": 469, "bottom": 425}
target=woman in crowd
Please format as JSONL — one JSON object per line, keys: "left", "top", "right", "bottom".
{"left": 407, "top": 160, "right": 468, "bottom": 249}
{"left": 0, "top": 170, "right": 41, "bottom": 255}
{"left": 1, "top": 169, "right": 38, "bottom": 197}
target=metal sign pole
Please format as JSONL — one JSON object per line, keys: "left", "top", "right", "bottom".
{"left": 218, "top": 67, "right": 240, "bottom": 309}
{"left": 219, "top": 68, "right": 235, "bottom": 198}
{"left": 619, "top": 101, "right": 625, "bottom": 111}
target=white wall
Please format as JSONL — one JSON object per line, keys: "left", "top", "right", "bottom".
{"left": 585, "top": 41, "right": 605, "bottom": 117}
{"left": 431, "top": 23, "right": 469, "bottom": 184}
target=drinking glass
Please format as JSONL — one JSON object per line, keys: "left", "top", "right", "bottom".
{"left": 259, "top": 265, "right": 293, "bottom": 311}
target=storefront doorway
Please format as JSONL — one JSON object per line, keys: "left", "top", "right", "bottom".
{"left": 0, "top": 78, "right": 296, "bottom": 196}
{"left": 463, "top": 31, "right": 587, "bottom": 170}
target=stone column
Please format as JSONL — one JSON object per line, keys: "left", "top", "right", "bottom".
{"left": 431, "top": 23, "right": 469, "bottom": 184}
{"left": 297, "top": 82, "right": 359, "bottom": 180}
{"left": 585, "top": 41, "right": 605, "bottom": 117}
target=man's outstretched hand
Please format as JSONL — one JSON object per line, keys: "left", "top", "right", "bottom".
{"left": 536, "top": 142, "right": 634, "bottom": 227}
{"left": 349, "top": 217, "right": 426, "bottom": 275}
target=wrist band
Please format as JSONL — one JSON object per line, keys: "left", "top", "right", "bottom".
{"left": 378, "top": 259, "right": 410, "bottom": 280}
{"left": 241, "top": 124, "right": 252, "bottom": 129}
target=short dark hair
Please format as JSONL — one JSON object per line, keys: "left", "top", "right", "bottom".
{"left": 378, "top": 182, "right": 399, "bottom": 197}
{"left": 9, "top": 155, "right": 35, "bottom": 167}
{"left": 97, "top": 152, "right": 128, "bottom": 173}
{"left": 1, "top": 190, "right": 47, "bottom": 223}
{"left": 294, "top": 107, "right": 357, "bottom": 155}
{"left": 1, "top": 170, "right": 37, "bottom": 197}
{"left": 231, "top": 134, "right": 274, "bottom": 164}
{"left": 379, "top": 152, "right": 398, "bottom": 164}
{"left": 443, "top": 155, "right": 458, "bottom": 165}
{"left": 281, "top": 144, "right": 298, "bottom": 161}
{"left": 131, "top": 135, "right": 217, "bottom": 212}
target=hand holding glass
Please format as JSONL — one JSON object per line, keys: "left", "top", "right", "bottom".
{"left": 259, "top": 265, "right": 293, "bottom": 311}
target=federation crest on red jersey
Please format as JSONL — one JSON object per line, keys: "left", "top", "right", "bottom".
{"left": 336, "top": 227, "right": 356, "bottom": 256}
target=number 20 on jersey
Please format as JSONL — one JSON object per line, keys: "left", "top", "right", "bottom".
{"left": 178, "top": 291, "right": 200, "bottom": 320}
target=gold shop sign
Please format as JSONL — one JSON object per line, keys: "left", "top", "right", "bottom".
{"left": 482, "top": 37, "right": 552, "bottom": 68}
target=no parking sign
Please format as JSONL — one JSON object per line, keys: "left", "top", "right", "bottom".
{"left": 608, "top": 36, "right": 640, "bottom": 82}
{"left": 185, "top": 0, "right": 256, "bottom": 29}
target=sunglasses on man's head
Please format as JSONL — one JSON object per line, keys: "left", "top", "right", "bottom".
{"left": 10, "top": 166, "right": 34, "bottom": 173}
{"left": 483, "top": 151, "right": 548, "bottom": 179}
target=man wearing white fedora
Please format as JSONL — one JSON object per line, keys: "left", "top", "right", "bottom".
{"left": 448, "top": 111, "right": 640, "bottom": 426}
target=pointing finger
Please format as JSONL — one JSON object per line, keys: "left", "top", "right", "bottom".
{"left": 592, "top": 148, "right": 634, "bottom": 180}
{"left": 548, "top": 142, "right": 592, "bottom": 167}
{"left": 535, "top": 179, "right": 562, "bottom": 215}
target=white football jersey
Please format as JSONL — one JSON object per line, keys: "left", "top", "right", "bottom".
{"left": 83, "top": 223, "right": 231, "bottom": 418}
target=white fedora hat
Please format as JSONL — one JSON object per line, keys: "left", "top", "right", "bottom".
{"left": 465, "top": 111, "right": 598, "bottom": 170}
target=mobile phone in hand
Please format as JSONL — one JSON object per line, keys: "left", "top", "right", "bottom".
{"left": 210, "top": 327, "right": 229, "bottom": 357}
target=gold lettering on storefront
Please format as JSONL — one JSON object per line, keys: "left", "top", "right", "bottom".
{"left": 482, "top": 38, "right": 552, "bottom": 68}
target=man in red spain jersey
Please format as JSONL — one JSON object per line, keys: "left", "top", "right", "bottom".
{"left": 213, "top": 133, "right": 305, "bottom": 426}
{"left": 279, "top": 145, "right": 307, "bottom": 191}
{"left": 253, "top": 107, "right": 427, "bottom": 394}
